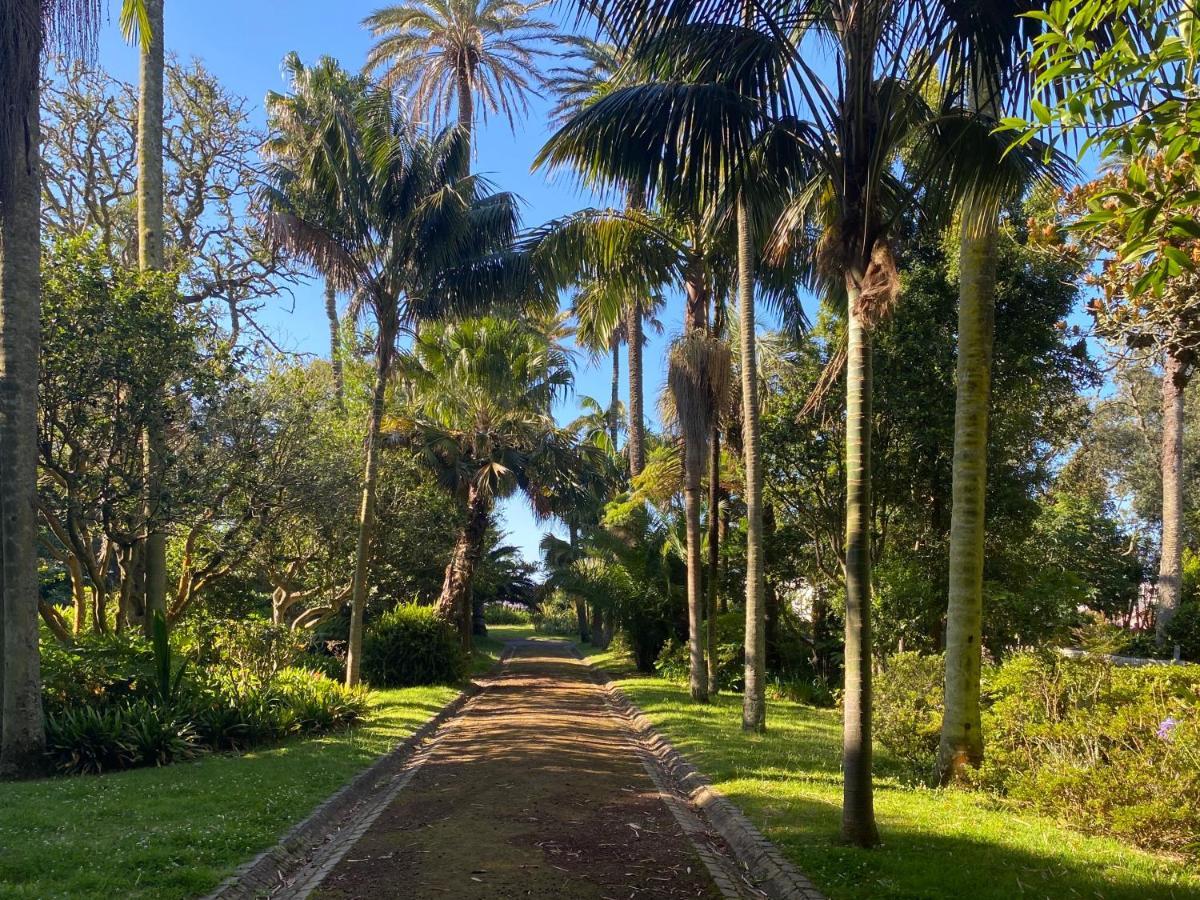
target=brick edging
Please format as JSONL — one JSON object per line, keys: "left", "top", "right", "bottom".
{"left": 202, "top": 650, "right": 513, "bottom": 900}
{"left": 585, "top": 657, "right": 826, "bottom": 900}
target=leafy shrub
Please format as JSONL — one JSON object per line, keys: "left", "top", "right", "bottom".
{"left": 1168, "top": 601, "right": 1200, "bottom": 662}
{"left": 178, "top": 615, "right": 307, "bottom": 689}
{"left": 294, "top": 649, "right": 345, "bottom": 682}
{"left": 875, "top": 650, "right": 1200, "bottom": 856}
{"left": 655, "top": 612, "right": 745, "bottom": 690}
{"left": 273, "top": 667, "right": 369, "bottom": 732}
{"left": 361, "top": 603, "right": 466, "bottom": 687}
{"left": 44, "top": 701, "right": 200, "bottom": 775}
{"left": 533, "top": 591, "right": 578, "bottom": 636}
{"left": 40, "top": 620, "right": 370, "bottom": 773}
{"left": 484, "top": 603, "right": 532, "bottom": 625}
{"left": 44, "top": 706, "right": 135, "bottom": 774}
{"left": 978, "top": 653, "right": 1199, "bottom": 855}
{"left": 874, "top": 652, "right": 943, "bottom": 772}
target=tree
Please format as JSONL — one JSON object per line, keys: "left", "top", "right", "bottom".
{"left": 394, "top": 315, "right": 576, "bottom": 646}
{"left": 262, "top": 71, "right": 527, "bottom": 684}
{"left": 363, "top": 0, "right": 555, "bottom": 160}
{"left": 42, "top": 57, "right": 293, "bottom": 336}
{"left": 265, "top": 54, "right": 371, "bottom": 406}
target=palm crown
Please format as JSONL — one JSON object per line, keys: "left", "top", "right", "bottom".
{"left": 363, "top": 0, "right": 555, "bottom": 132}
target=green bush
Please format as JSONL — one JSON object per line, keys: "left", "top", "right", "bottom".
{"left": 873, "top": 652, "right": 943, "bottom": 772}
{"left": 40, "top": 621, "right": 370, "bottom": 773}
{"left": 655, "top": 612, "right": 745, "bottom": 690}
{"left": 875, "top": 650, "right": 1200, "bottom": 856}
{"left": 533, "top": 591, "right": 579, "bottom": 636}
{"left": 44, "top": 702, "right": 200, "bottom": 775}
{"left": 484, "top": 603, "right": 532, "bottom": 625}
{"left": 361, "top": 603, "right": 467, "bottom": 687}
{"left": 1168, "top": 602, "right": 1200, "bottom": 662}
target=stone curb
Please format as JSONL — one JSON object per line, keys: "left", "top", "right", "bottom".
{"left": 584, "top": 655, "right": 826, "bottom": 900}
{"left": 202, "top": 649, "right": 513, "bottom": 900}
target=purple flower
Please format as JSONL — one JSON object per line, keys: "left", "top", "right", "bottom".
{"left": 1157, "top": 717, "right": 1179, "bottom": 740}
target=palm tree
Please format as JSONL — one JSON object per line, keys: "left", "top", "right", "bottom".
{"left": 265, "top": 54, "right": 371, "bottom": 408}
{"left": 544, "top": 36, "right": 655, "bottom": 478}
{"left": 937, "top": 2, "right": 1064, "bottom": 786}
{"left": 557, "top": 0, "right": 1050, "bottom": 845}
{"left": 0, "top": 0, "right": 147, "bottom": 777}
{"left": 393, "top": 315, "right": 576, "bottom": 646}
{"left": 363, "top": 0, "right": 555, "bottom": 161}
{"left": 128, "top": 0, "right": 168, "bottom": 634}
{"left": 261, "top": 74, "right": 528, "bottom": 685}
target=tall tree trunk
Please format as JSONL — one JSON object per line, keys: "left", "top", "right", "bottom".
{"left": 842, "top": 291, "right": 879, "bottom": 847}
{"left": 0, "top": 0, "right": 46, "bottom": 775}
{"left": 626, "top": 299, "right": 645, "bottom": 478}
{"left": 682, "top": 409, "right": 708, "bottom": 702}
{"left": 937, "top": 200, "right": 998, "bottom": 784}
{"left": 325, "top": 280, "right": 344, "bottom": 405}
{"left": 610, "top": 338, "right": 621, "bottom": 451}
{"left": 344, "top": 357, "right": 389, "bottom": 687}
{"left": 1156, "top": 347, "right": 1189, "bottom": 646}
{"left": 456, "top": 69, "right": 474, "bottom": 170}
{"left": 738, "top": 197, "right": 766, "bottom": 733}
{"left": 590, "top": 602, "right": 607, "bottom": 649}
{"left": 706, "top": 423, "right": 721, "bottom": 696}
{"left": 435, "top": 487, "right": 489, "bottom": 651}
{"left": 140, "top": 0, "right": 168, "bottom": 636}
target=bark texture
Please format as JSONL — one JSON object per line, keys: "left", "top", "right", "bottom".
{"left": 937, "top": 210, "right": 998, "bottom": 784}
{"left": 1156, "top": 348, "right": 1189, "bottom": 646}
{"left": 706, "top": 424, "right": 721, "bottom": 696}
{"left": 0, "top": 0, "right": 46, "bottom": 775}
{"left": 435, "top": 487, "right": 490, "bottom": 650}
{"left": 738, "top": 198, "right": 766, "bottom": 733}
{"left": 325, "top": 280, "right": 343, "bottom": 404}
{"left": 842, "top": 296, "right": 879, "bottom": 847}
{"left": 139, "top": 0, "right": 168, "bottom": 634}
{"left": 344, "top": 360, "right": 389, "bottom": 686}
{"left": 626, "top": 298, "right": 645, "bottom": 477}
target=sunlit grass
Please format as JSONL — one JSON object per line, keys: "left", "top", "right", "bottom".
{"left": 614, "top": 673, "right": 1200, "bottom": 900}
{"left": 0, "top": 679, "right": 467, "bottom": 898}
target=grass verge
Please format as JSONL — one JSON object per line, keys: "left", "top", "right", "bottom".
{"left": 588, "top": 648, "right": 1200, "bottom": 900}
{"left": 0, "top": 628, "right": 540, "bottom": 900}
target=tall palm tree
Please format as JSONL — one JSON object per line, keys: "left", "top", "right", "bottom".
{"left": 556, "top": 0, "right": 1049, "bottom": 845}
{"left": 261, "top": 74, "right": 528, "bottom": 685}
{"left": 265, "top": 54, "right": 371, "bottom": 408}
{"left": 394, "top": 315, "right": 576, "bottom": 646}
{"left": 0, "top": 0, "right": 146, "bottom": 777}
{"left": 130, "top": 0, "right": 168, "bottom": 634}
{"left": 937, "top": 1, "right": 1062, "bottom": 786}
{"left": 544, "top": 36, "right": 655, "bottom": 477}
{"left": 363, "top": 0, "right": 555, "bottom": 161}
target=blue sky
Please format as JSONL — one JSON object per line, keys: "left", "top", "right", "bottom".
{"left": 88, "top": 0, "right": 687, "bottom": 566}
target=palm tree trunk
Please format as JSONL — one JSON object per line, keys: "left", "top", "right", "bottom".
{"left": 937, "top": 206, "right": 998, "bottom": 784}
{"left": 610, "top": 338, "right": 621, "bottom": 450}
{"left": 683, "top": 416, "right": 708, "bottom": 702}
{"left": 435, "top": 487, "right": 489, "bottom": 651}
{"left": 325, "top": 280, "right": 344, "bottom": 405}
{"left": 0, "top": 0, "right": 46, "bottom": 775}
{"left": 344, "top": 357, "right": 389, "bottom": 687}
{"left": 842, "top": 292, "right": 879, "bottom": 847}
{"left": 140, "top": 0, "right": 168, "bottom": 636}
{"left": 706, "top": 423, "right": 721, "bottom": 696}
{"left": 457, "top": 69, "right": 474, "bottom": 169}
{"left": 738, "top": 197, "right": 766, "bottom": 733}
{"left": 626, "top": 299, "right": 645, "bottom": 478}
{"left": 1156, "top": 347, "right": 1189, "bottom": 646}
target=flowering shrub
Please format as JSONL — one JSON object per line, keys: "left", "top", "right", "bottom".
{"left": 875, "top": 651, "right": 1200, "bottom": 855}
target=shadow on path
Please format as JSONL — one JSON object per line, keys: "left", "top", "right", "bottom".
{"left": 311, "top": 639, "right": 722, "bottom": 900}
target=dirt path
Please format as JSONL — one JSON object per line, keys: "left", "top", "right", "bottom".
{"left": 300, "top": 639, "right": 734, "bottom": 900}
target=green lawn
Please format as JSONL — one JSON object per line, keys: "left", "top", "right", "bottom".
{"left": 608, "top": 670, "right": 1200, "bottom": 900}
{"left": 0, "top": 627, "right": 549, "bottom": 900}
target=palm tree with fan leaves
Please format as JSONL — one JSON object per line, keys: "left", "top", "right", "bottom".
{"left": 261, "top": 74, "right": 534, "bottom": 685}
{"left": 362, "top": 0, "right": 556, "bottom": 165}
